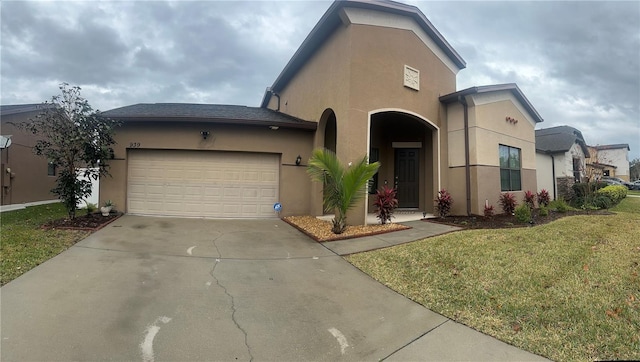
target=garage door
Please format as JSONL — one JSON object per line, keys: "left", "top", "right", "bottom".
{"left": 127, "top": 150, "right": 279, "bottom": 218}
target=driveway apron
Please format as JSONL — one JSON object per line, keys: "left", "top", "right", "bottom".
{"left": 1, "top": 215, "right": 447, "bottom": 361}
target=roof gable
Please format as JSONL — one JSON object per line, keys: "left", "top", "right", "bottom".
{"left": 261, "top": 0, "right": 465, "bottom": 107}
{"left": 440, "top": 83, "right": 544, "bottom": 124}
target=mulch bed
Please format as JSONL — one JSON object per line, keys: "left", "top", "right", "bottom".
{"left": 427, "top": 209, "right": 613, "bottom": 229}
{"left": 283, "top": 215, "right": 410, "bottom": 242}
{"left": 43, "top": 212, "right": 122, "bottom": 231}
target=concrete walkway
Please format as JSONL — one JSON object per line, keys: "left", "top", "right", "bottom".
{"left": 1, "top": 215, "right": 548, "bottom": 361}
{"left": 0, "top": 199, "right": 59, "bottom": 213}
{"left": 323, "top": 219, "right": 460, "bottom": 255}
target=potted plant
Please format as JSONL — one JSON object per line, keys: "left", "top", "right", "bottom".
{"left": 101, "top": 200, "right": 113, "bottom": 216}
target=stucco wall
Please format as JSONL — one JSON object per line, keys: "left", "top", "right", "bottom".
{"left": 269, "top": 8, "right": 457, "bottom": 223}
{"left": 445, "top": 92, "right": 538, "bottom": 215}
{"left": 536, "top": 152, "right": 556, "bottom": 200}
{"left": 471, "top": 167, "right": 537, "bottom": 215}
{"left": 0, "top": 113, "right": 57, "bottom": 205}
{"left": 470, "top": 96, "right": 537, "bottom": 169}
{"left": 101, "top": 122, "right": 315, "bottom": 216}
{"left": 596, "top": 148, "right": 629, "bottom": 180}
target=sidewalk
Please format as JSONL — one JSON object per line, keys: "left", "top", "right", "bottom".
{"left": 0, "top": 200, "right": 59, "bottom": 213}
{"left": 320, "top": 217, "right": 550, "bottom": 361}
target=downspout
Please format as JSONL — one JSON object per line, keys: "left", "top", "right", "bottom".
{"left": 550, "top": 154, "right": 557, "bottom": 200}
{"left": 458, "top": 95, "right": 472, "bottom": 216}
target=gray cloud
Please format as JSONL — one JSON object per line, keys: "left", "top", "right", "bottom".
{"left": 1, "top": 0, "right": 638, "bottom": 159}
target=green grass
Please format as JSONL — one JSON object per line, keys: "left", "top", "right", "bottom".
{"left": 1, "top": 203, "right": 90, "bottom": 285}
{"left": 347, "top": 196, "right": 640, "bottom": 361}
{"left": 627, "top": 189, "right": 640, "bottom": 197}
{"left": 611, "top": 194, "right": 640, "bottom": 213}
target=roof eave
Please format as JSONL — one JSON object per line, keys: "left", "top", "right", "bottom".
{"left": 110, "top": 116, "right": 317, "bottom": 131}
{"left": 440, "top": 84, "right": 544, "bottom": 124}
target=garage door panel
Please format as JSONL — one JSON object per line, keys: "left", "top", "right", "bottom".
{"left": 128, "top": 150, "right": 279, "bottom": 218}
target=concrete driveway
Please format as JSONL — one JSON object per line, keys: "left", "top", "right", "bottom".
{"left": 1, "top": 215, "right": 546, "bottom": 361}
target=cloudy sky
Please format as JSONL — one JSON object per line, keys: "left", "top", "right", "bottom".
{"left": 1, "top": 0, "right": 639, "bottom": 160}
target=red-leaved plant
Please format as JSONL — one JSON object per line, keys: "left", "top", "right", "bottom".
{"left": 499, "top": 192, "right": 517, "bottom": 215}
{"left": 374, "top": 185, "right": 398, "bottom": 224}
{"left": 484, "top": 204, "right": 495, "bottom": 218}
{"left": 524, "top": 190, "right": 536, "bottom": 209}
{"left": 537, "top": 189, "right": 550, "bottom": 207}
{"left": 435, "top": 189, "right": 453, "bottom": 218}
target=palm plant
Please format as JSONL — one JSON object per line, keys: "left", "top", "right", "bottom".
{"left": 307, "top": 148, "right": 380, "bottom": 234}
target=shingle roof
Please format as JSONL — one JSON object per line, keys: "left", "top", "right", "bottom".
{"left": 439, "top": 83, "right": 544, "bottom": 124}
{"left": 0, "top": 103, "right": 55, "bottom": 117}
{"left": 535, "top": 126, "right": 590, "bottom": 156}
{"left": 100, "top": 103, "right": 317, "bottom": 130}
{"left": 593, "top": 143, "right": 630, "bottom": 151}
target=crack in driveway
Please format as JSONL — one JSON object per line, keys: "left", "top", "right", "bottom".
{"left": 209, "top": 236, "right": 253, "bottom": 361}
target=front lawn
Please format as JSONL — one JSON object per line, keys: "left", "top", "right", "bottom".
{"left": 1, "top": 203, "right": 90, "bottom": 285}
{"left": 347, "top": 197, "right": 640, "bottom": 361}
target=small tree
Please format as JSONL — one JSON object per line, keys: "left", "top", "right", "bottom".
{"left": 307, "top": 148, "right": 380, "bottom": 234}
{"left": 18, "top": 83, "right": 119, "bottom": 219}
{"left": 630, "top": 158, "right": 640, "bottom": 181}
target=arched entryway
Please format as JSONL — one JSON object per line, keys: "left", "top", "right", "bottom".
{"left": 322, "top": 109, "right": 336, "bottom": 152}
{"left": 368, "top": 110, "right": 440, "bottom": 214}
{"left": 311, "top": 108, "right": 338, "bottom": 215}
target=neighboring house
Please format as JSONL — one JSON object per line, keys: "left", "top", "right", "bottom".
{"left": 535, "top": 126, "right": 590, "bottom": 200}
{"left": 585, "top": 145, "right": 617, "bottom": 181}
{"left": 100, "top": 0, "right": 544, "bottom": 221}
{"left": 0, "top": 104, "right": 57, "bottom": 205}
{"left": 588, "top": 144, "right": 630, "bottom": 181}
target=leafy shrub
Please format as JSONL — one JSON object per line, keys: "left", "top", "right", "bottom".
{"left": 537, "top": 189, "right": 550, "bottom": 207}
{"left": 483, "top": 204, "right": 495, "bottom": 218}
{"left": 435, "top": 189, "right": 453, "bottom": 218}
{"left": 538, "top": 205, "right": 549, "bottom": 217}
{"left": 85, "top": 202, "right": 97, "bottom": 214}
{"left": 498, "top": 192, "right": 517, "bottom": 215}
{"left": 550, "top": 199, "right": 570, "bottom": 213}
{"left": 514, "top": 204, "right": 532, "bottom": 223}
{"left": 590, "top": 194, "right": 614, "bottom": 209}
{"left": 374, "top": 185, "right": 398, "bottom": 224}
{"left": 572, "top": 182, "right": 608, "bottom": 198}
{"left": 524, "top": 190, "right": 536, "bottom": 209}
{"left": 571, "top": 185, "right": 626, "bottom": 210}
{"left": 596, "top": 185, "right": 627, "bottom": 205}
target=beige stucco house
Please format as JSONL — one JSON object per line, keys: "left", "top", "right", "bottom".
{"left": 0, "top": 104, "right": 57, "bottom": 205}
{"left": 100, "top": 0, "right": 543, "bottom": 222}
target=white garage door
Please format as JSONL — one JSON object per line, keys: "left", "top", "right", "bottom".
{"left": 127, "top": 150, "right": 280, "bottom": 218}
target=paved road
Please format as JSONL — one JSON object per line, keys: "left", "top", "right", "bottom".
{"left": 1, "top": 216, "right": 546, "bottom": 361}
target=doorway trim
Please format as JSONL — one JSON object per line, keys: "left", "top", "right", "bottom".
{"left": 366, "top": 108, "right": 442, "bottom": 221}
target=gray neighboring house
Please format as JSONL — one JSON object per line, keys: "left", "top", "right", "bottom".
{"left": 535, "top": 126, "right": 590, "bottom": 200}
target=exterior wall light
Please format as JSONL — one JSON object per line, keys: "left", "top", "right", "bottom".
{"left": 269, "top": 126, "right": 279, "bottom": 130}
{"left": 201, "top": 131, "right": 210, "bottom": 140}
{"left": 295, "top": 155, "right": 302, "bottom": 166}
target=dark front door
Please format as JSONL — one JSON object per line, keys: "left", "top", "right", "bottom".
{"left": 395, "top": 148, "right": 419, "bottom": 208}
